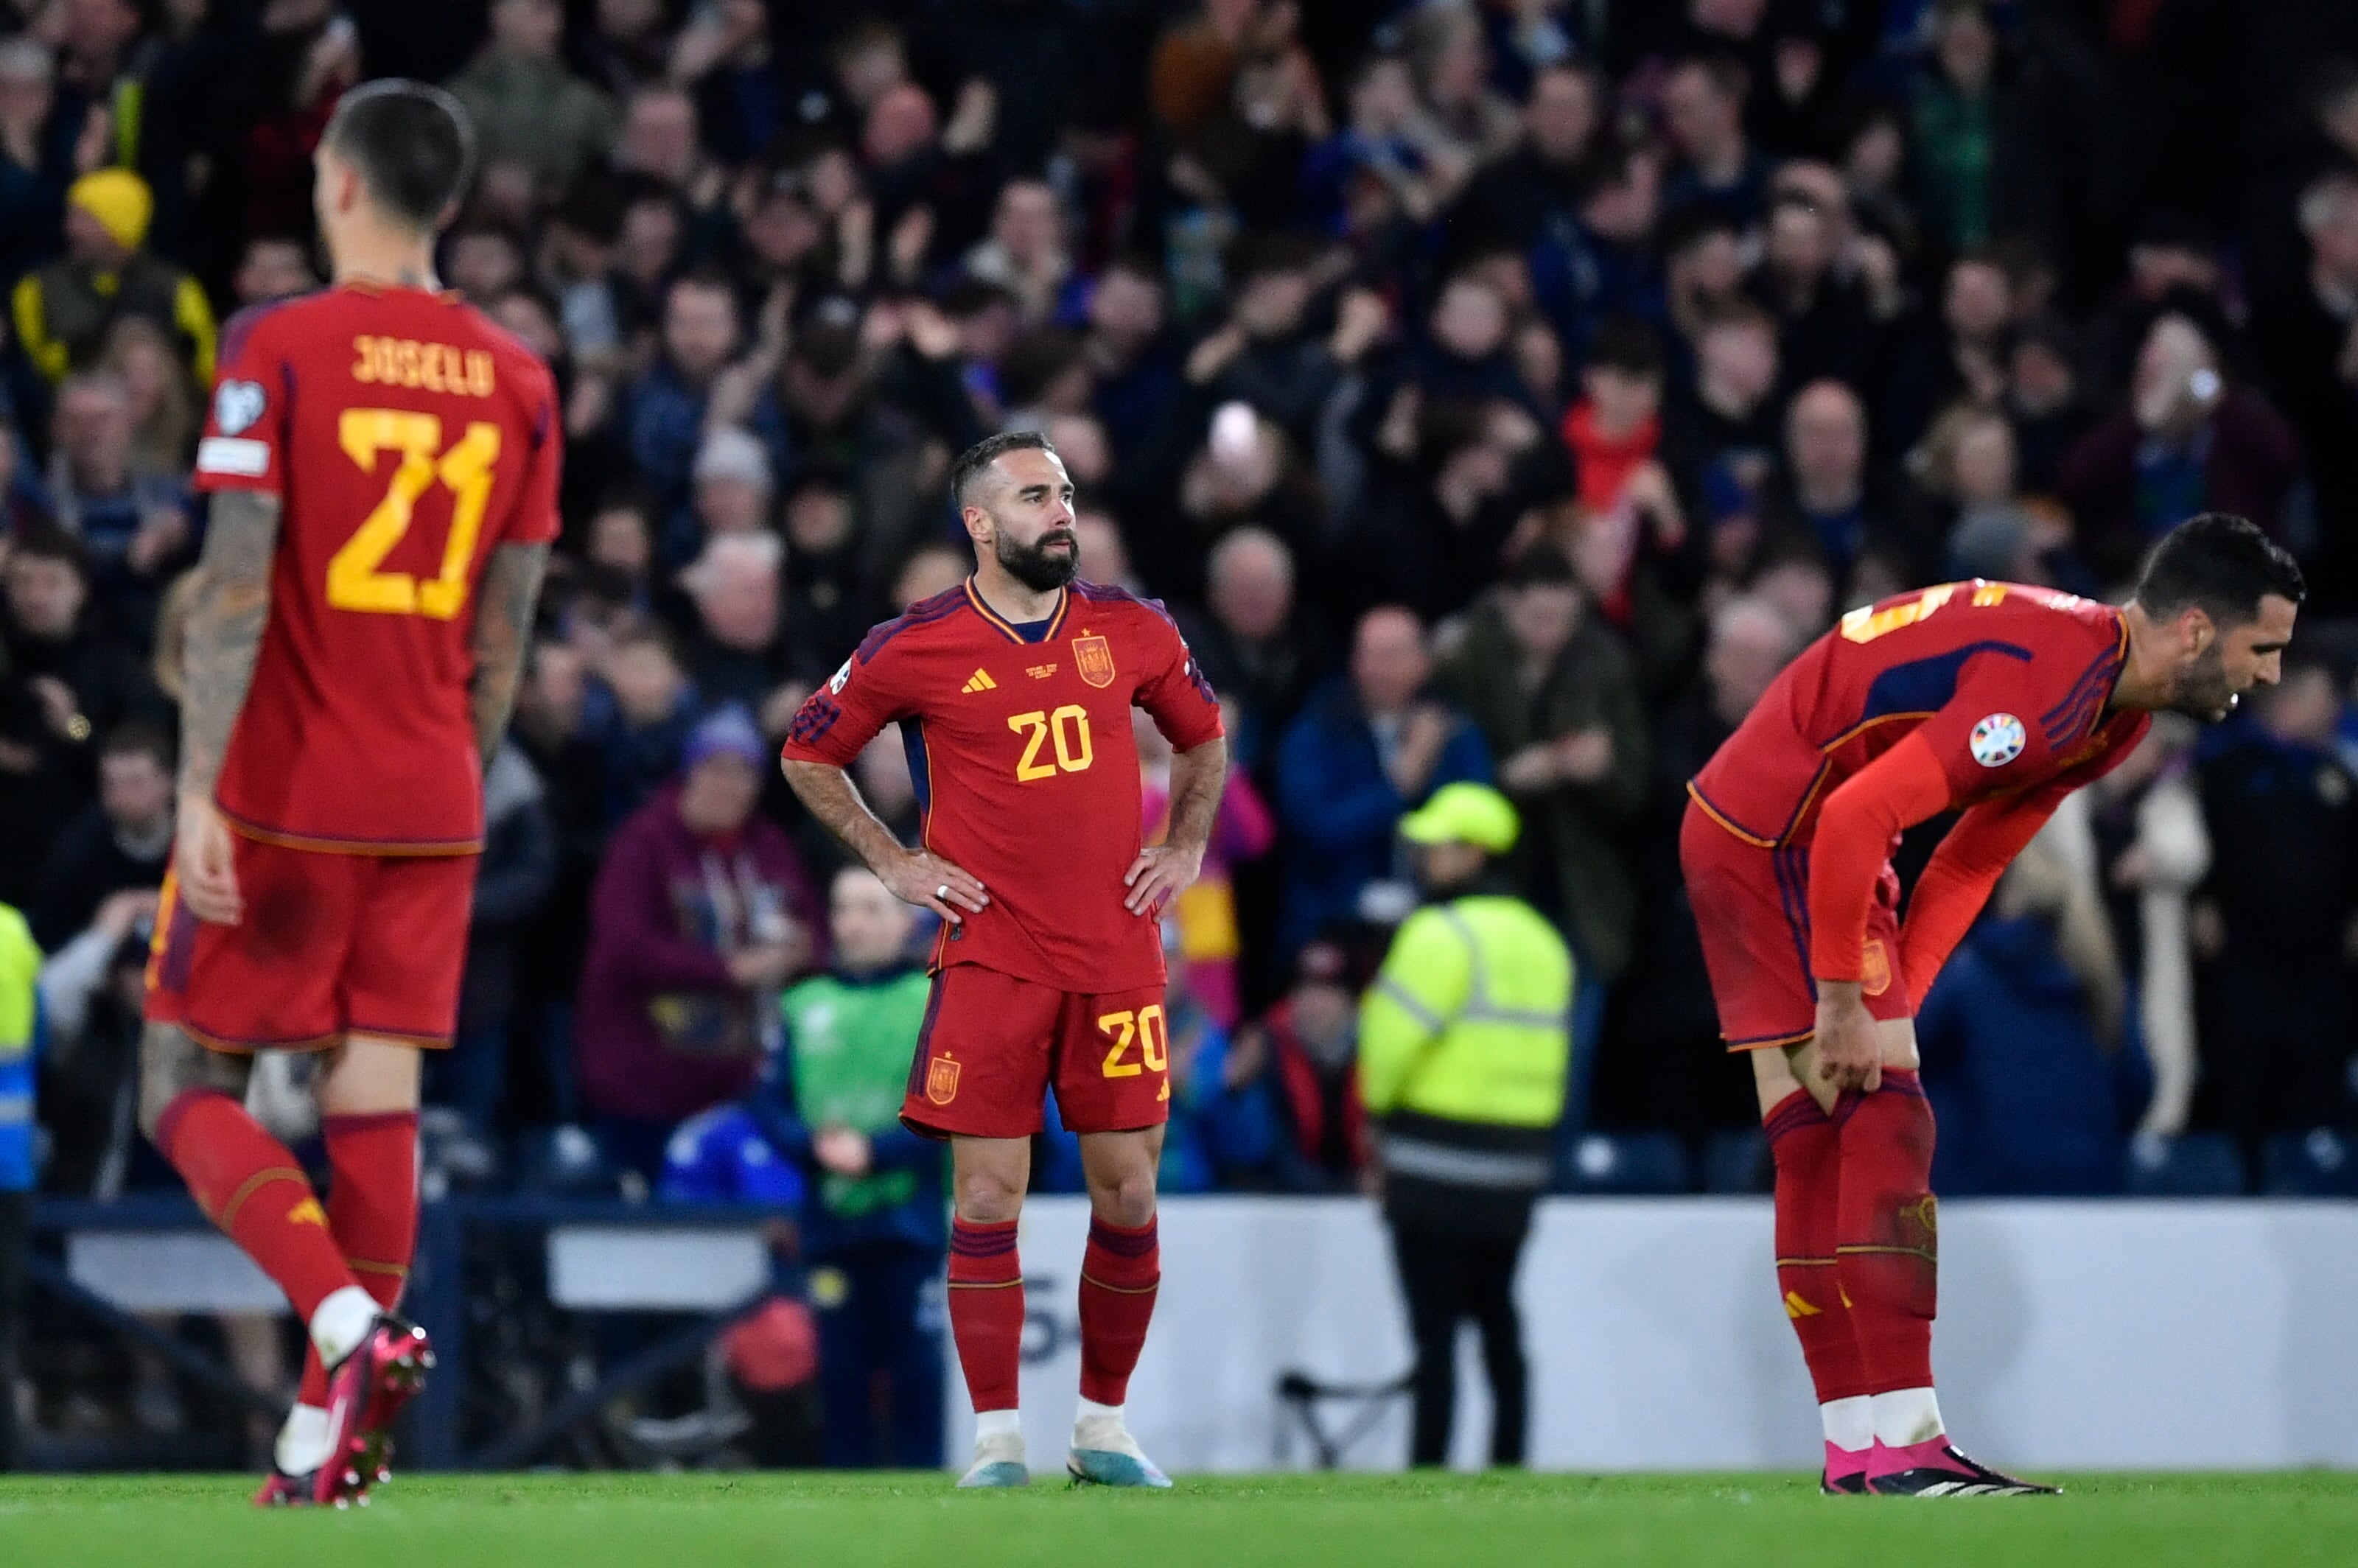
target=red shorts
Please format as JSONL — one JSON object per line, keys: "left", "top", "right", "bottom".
{"left": 144, "top": 833, "right": 477, "bottom": 1051}
{"left": 901, "top": 963, "right": 1172, "bottom": 1139}
{"left": 1679, "top": 794, "right": 1913, "bottom": 1053}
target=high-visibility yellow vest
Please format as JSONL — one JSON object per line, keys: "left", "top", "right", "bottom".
{"left": 1357, "top": 894, "right": 1572, "bottom": 1132}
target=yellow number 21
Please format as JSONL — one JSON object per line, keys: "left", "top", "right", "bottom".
{"left": 326, "top": 408, "right": 502, "bottom": 619}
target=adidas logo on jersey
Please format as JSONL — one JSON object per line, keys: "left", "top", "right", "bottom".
{"left": 962, "top": 669, "right": 998, "bottom": 693}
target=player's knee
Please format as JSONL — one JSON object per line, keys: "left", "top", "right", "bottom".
{"left": 1084, "top": 1161, "right": 1158, "bottom": 1228}
{"left": 952, "top": 1166, "right": 1024, "bottom": 1224}
{"left": 135, "top": 1024, "right": 250, "bottom": 1145}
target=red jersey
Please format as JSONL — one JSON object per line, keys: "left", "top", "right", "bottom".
{"left": 193, "top": 284, "right": 562, "bottom": 854}
{"left": 780, "top": 578, "right": 1226, "bottom": 992}
{"left": 1690, "top": 581, "right": 2150, "bottom": 853}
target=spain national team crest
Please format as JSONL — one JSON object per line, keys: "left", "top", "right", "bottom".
{"left": 1072, "top": 633, "right": 1116, "bottom": 688}
{"left": 1860, "top": 938, "right": 1892, "bottom": 998}
{"left": 926, "top": 1053, "right": 961, "bottom": 1106}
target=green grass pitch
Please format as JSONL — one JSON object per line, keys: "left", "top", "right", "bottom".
{"left": 2, "top": 1471, "right": 2352, "bottom": 1567}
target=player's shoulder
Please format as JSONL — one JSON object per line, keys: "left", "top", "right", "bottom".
{"left": 1070, "top": 578, "right": 1187, "bottom": 644}
{"left": 217, "top": 293, "right": 318, "bottom": 364}
{"left": 850, "top": 583, "right": 976, "bottom": 666}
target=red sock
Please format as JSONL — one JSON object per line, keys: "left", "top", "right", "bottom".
{"left": 298, "top": 1111, "right": 421, "bottom": 1405}
{"left": 1765, "top": 1089, "right": 1868, "bottom": 1406}
{"left": 154, "top": 1088, "right": 357, "bottom": 1324}
{"left": 948, "top": 1219, "right": 1024, "bottom": 1413}
{"left": 1836, "top": 1069, "right": 1939, "bottom": 1393}
{"left": 1077, "top": 1215, "right": 1160, "bottom": 1407}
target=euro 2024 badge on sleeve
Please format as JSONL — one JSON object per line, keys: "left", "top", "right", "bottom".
{"left": 213, "top": 379, "right": 266, "bottom": 435}
{"left": 1969, "top": 712, "right": 2026, "bottom": 768}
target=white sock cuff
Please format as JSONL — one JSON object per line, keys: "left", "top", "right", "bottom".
{"left": 309, "top": 1286, "right": 379, "bottom": 1368}
{"left": 1074, "top": 1396, "right": 1124, "bottom": 1427}
{"left": 1869, "top": 1387, "right": 1945, "bottom": 1447}
{"left": 973, "top": 1408, "right": 1023, "bottom": 1442}
{"left": 276, "top": 1403, "right": 332, "bottom": 1474}
{"left": 1820, "top": 1396, "right": 1873, "bottom": 1453}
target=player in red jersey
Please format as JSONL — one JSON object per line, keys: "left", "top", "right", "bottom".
{"left": 781, "top": 431, "right": 1226, "bottom": 1488}
{"left": 1684, "top": 514, "right": 2301, "bottom": 1495}
{"left": 136, "top": 83, "right": 557, "bottom": 1507}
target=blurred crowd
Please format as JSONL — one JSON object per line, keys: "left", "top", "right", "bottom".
{"left": 9, "top": 0, "right": 2358, "bottom": 1247}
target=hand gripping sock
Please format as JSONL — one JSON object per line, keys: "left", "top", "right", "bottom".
{"left": 1077, "top": 1215, "right": 1161, "bottom": 1407}
{"left": 1836, "top": 1070, "right": 1939, "bottom": 1394}
{"left": 154, "top": 1088, "right": 357, "bottom": 1324}
{"left": 1766, "top": 1090, "right": 1870, "bottom": 1406}
{"left": 297, "top": 1111, "right": 422, "bottom": 1406}
{"left": 947, "top": 1219, "right": 1024, "bottom": 1413}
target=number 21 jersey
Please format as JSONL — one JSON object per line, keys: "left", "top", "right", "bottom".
{"left": 193, "top": 284, "right": 561, "bottom": 854}
{"left": 781, "top": 578, "right": 1225, "bottom": 993}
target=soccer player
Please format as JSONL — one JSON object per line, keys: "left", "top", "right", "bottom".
{"left": 138, "top": 82, "right": 559, "bottom": 1507}
{"left": 1682, "top": 514, "right": 2301, "bottom": 1496}
{"left": 780, "top": 431, "right": 1226, "bottom": 1488}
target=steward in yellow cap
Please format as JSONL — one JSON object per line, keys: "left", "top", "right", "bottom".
{"left": 1360, "top": 781, "right": 1572, "bottom": 1469}
{"left": 13, "top": 167, "right": 215, "bottom": 385}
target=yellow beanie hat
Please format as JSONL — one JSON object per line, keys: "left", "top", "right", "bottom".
{"left": 69, "top": 168, "right": 153, "bottom": 251}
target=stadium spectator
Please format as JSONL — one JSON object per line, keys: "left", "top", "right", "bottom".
{"left": 29, "top": 883, "right": 152, "bottom": 1197}
{"left": 1660, "top": 55, "right": 1770, "bottom": 231}
{"left": 46, "top": 370, "right": 192, "bottom": 638}
{"left": 1361, "top": 783, "right": 1570, "bottom": 1469}
{"left": 575, "top": 705, "right": 824, "bottom": 1177}
{"left": 0, "top": 38, "right": 77, "bottom": 289}
{"left": 1918, "top": 809, "right": 2142, "bottom": 1197}
{"left": 622, "top": 274, "right": 788, "bottom": 543}
{"left": 1273, "top": 606, "right": 1490, "bottom": 958}
{"left": 1437, "top": 547, "right": 1648, "bottom": 986}
{"left": 435, "top": 738, "right": 558, "bottom": 1134}
{"left": 1174, "top": 527, "right": 1323, "bottom": 771}
{"left": 29, "top": 718, "right": 170, "bottom": 951}
{"left": 2253, "top": 172, "right": 2358, "bottom": 612}
{"left": 1447, "top": 63, "right": 1599, "bottom": 254}
{"left": 746, "top": 866, "right": 945, "bottom": 1470}
{"left": 2192, "top": 658, "right": 2358, "bottom": 1166}
{"left": 581, "top": 623, "right": 700, "bottom": 827}
{"left": 13, "top": 168, "right": 214, "bottom": 385}
{"left": 0, "top": 528, "right": 164, "bottom": 906}
{"left": 0, "top": 901, "right": 33, "bottom": 1471}
{"left": 444, "top": 0, "right": 616, "bottom": 197}
{"left": 1757, "top": 379, "right": 1914, "bottom": 587}
{"left": 2061, "top": 314, "right": 2301, "bottom": 587}
{"left": 676, "top": 529, "right": 794, "bottom": 724}
{"left": 1250, "top": 933, "right": 1373, "bottom": 1192}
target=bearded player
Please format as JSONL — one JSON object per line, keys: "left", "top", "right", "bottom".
{"left": 139, "top": 82, "right": 557, "bottom": 1506}
{"left": 781, "top": 432, "right": 1225, "bottom": 1488}
{"left": 1683, "top": 513, "right": 2301, "bottom": 1496}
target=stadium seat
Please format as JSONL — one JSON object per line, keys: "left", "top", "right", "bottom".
{"left": 1699, "top": 1130, "right": 1768, "bottom": 1193}
{"left": 2124, "top": 1132, "right": 2246, "bottom": 1197}
{"left": 2261, "top": 1130, "right": 2358, "bottom": 1198}
{"left": 1556, "top": 1132, "right": 1690, "bottom": 1195}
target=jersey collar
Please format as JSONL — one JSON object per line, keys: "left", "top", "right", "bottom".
{"left": 964, "top": 578, "right": 1069, "bottom": 645}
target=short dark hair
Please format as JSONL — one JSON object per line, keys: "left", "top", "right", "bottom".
{"left": 323, "top": 80, "right": 476, "bottom": 232}
{"left": 1500, "top": 545, "right": 1578, "bottom": 591}
{"left": 948, "top": 430, "right": 1059, "bottom": 510}
{"left": 10, "top": 522, "right": 88, "bottom": 575}
{"left": 100, "top": 718, "right": 173, "bottom": 771}
{"left": 1586, "top": 314, "right": 1663, "bottom": 379}
{"left": 2133, "top": 512, "right": 2306, "bottom": 626}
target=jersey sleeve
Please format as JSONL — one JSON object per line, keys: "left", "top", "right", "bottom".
{"left": 504, "top": 371, "right": 564, "bottom": 548}
{"left": 191, "top": 307, "right": 289, "bottom": 496}
{"left": 1909, "top": 635, "right": 2119, "bottom": 802}
{"left": 1134, "top": 604, "right": 1225, "bottom": 750}
{"left": 780, "top": 626, "right": 918, "bottom": 769}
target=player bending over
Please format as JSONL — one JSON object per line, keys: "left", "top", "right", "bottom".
{"left": 140, "top": 82, "right": 558, "bottom": 1506}
{"left": 781, "top": 431, "right": 1227, "bottom": 1488}
{"left": 1682, "top": 513, "right": 2300, "bottom": 1495}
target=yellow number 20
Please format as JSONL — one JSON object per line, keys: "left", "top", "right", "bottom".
{"left": 326, "top": 408, "right": 502, "bottom": 619}
{"left": 1097, "top": 1005, "right": 1169, "bottom": 1079}
{"left": 1007, "top": 704, "right": 1094, "bottom": 781}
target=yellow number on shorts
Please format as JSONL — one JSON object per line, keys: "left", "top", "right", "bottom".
{"left": 326, "top": 408, "right": 503, "bottom": 619}
{"left": 1097, "top": 1004, "right": 1167, "bottom": 1080}
{"left": 1007, "top": 704, "right": 1094, "bottom": 782}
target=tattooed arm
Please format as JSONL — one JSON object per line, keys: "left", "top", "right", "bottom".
{"left": 468, "top": 542, "right": 550, "bottom": 769}
{"left": 173, "top": 489, "right": 282, "bottom": 923}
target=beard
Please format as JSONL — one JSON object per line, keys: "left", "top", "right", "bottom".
{"left": 996, "top": 526, "right": 1078, "bottom": 591}
{"left": 2167, "top": 641, "right": 2238, "bottom": 721}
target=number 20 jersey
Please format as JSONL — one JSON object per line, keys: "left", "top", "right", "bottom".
{"left": 780, "top": 578, "right": 1225, "bottom": 993}
{"left": 1688, "top": 580, "right": 2150, "bottom": 850}
{"left": 192, "top": 284, "right": 562, "bottom": 854}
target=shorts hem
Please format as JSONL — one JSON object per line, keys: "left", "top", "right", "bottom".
{"left": 897, "top": 1111, "right": 1044, "bottom": 1141}
{"left": 1724, "top": 1028, "right": 1814, "bottom": 1054}
{"left": 222, "top": 809, "right": 483, "bottom": 858}
{"left": 181, "top": 1021, "right": 344, "bottom": 1055}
